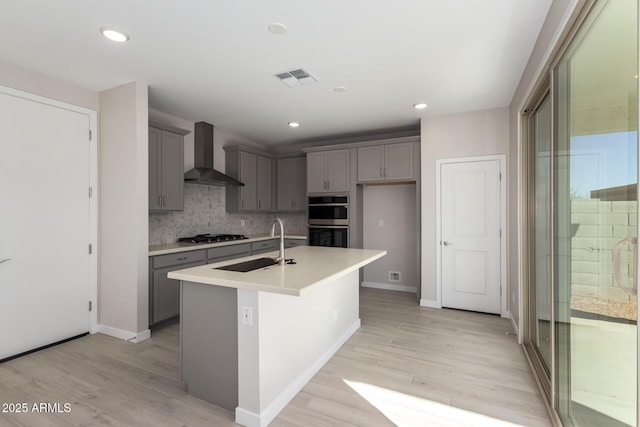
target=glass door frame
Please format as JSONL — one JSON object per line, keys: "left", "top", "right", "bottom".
{"left": 522, "top": 83, "right": 555, "bottom": 408}
{"left": 520, "top": 0, "right": 639, "bottom": 425}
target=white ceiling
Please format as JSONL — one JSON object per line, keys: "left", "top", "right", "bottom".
{"left": 0, "top": 0, "right": 552, "bottom": 148}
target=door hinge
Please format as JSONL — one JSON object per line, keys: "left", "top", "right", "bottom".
{"left": 89, "top": 129, "right": 92, "bottom": 141}
{"left": 89, "top": 301, "right": 93, "bottom": 312}
{"left": 89, "top": 244, "right": 92, "bottom": 254}
{"left": 499, "top": 172, "right": 502, "bottom": 181}
{"left": 89, "top": 187, "right": 93, "bottom": 198}
{"left": 500, "top": 229, "right": 502, "bottom": 238}
{"left": 500, "top": 287, "right": 502, "bottom": 296}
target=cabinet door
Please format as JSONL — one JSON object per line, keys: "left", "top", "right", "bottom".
{"left": 327, "top": 149, "right": 350, "bottom": 192}
{"left": 256, "top": 156, "right": 272, "bottom": 211}
{"left": 148, "top": 128, "right": 162, "bottom": 210}
{"left": 153, "top": 266, "right": 181, "bottom": 323}
{"left": 384, "top": 143, "right": 414, "bottom": 181}
{"left": 160, "top": 130, "right": 184, "bottom": 210}
{"left": 357, "top": 145, "right": 385, "bottom": 182}
{"left": 306, "top": 152, "right": 327, "bottom": 193}
{"left": 277, "top": 158, "right": 295, "bottom": 211}
{"left": 292, "top": 157, "right": 307, "bottom": 210}
{"left": 239, "top": 151, "right": 257, "bottom": 211}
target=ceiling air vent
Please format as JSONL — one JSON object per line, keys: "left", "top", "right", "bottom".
{"left": 274, "top": 68, "right": 318, "bottom": 87}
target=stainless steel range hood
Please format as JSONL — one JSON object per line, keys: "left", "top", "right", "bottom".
{"left": 184, "top": 122, "right": 244, "bottom": 186}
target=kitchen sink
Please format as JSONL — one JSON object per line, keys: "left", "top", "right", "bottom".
{"left": 215, "top": 257, "right": 278, "bottom": 273}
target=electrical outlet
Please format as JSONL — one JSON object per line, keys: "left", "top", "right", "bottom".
{"left": 240, "top": 219, "right": 246, "bottom": 227}
{"left": 242, "top": 306, "right": 253, "bottom": 326}
{"left": 389, "top": 271, "right": 401, "bottom": 282}
{"left": 378, "top": 219, "right": 384, "bottom": 227}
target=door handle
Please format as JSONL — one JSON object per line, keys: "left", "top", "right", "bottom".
{"left": 0, "top": 258, "right": 11, "bottom": 264}
{"left": 442, "top": 241, "right": 453, "bottom": 246}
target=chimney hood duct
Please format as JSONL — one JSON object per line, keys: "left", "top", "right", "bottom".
{"left": 184, "top": 122, "right": 244, "bottom": 186}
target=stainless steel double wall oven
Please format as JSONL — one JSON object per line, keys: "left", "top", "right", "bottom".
{"left": 307, "top": 195, "right": 348, "bottom": 248}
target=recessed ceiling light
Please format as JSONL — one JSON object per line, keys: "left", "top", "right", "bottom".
{"left": 414, "top": 103, "right": 428, "bottom": 110}
{"left": 268, "top": 22, "right": 287, "bottom": 35}
{"left": 288, "top": 122, "right": 300, "bottom": 128}
{"left": 333, "top": 86, "right": 347, "bottom": 93}
{"left": 100, "top": 27, "right": 129, "bottom": 42}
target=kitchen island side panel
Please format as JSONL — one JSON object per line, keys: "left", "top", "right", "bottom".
{"left": 236, "top": 270, "right": 360, "bottom": 426}
{"left": 180, "top": 281, "right": 238, "bottom": 411}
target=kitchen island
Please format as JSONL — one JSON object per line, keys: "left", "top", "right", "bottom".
{"left": 168, "top": 245, "right": 386, "bottom": 427}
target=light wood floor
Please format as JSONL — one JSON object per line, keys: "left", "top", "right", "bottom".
{"left": 0, "top": 288, "right": 551, "bottom": 426}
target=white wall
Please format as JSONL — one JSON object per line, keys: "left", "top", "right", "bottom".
{"left": 362, "top": 184, "right": 417, "bottom": 292}
{"left": 0, "top": 60, "right": 98, "bottom": 111}
{"left": 420, "top": 108, "right": 509, "bottom": 304}
{"left": 99, "top": 81, "right": 150, "bottom": 340}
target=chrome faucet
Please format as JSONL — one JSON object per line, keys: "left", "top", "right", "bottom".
{"left": 271, "top": 218, "right": 285, "bottom": 266}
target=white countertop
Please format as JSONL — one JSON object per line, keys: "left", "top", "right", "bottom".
{"left": 167, "top": 246, "right": 386, "bottom": 296}
{"left": 149, "top": 234, "right": 307, "bottom": 256}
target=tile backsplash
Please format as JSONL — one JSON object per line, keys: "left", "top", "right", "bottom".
{"left": 149, "top": 183, "right": 307, "bottom": 244}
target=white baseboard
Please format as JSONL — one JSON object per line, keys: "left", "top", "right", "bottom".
{"left": 97, "top": 324, "right": 151, "bottom": 343}
{"left": 419, "top": 298, "right": 441, "bottom": 308}
{"left": 361, "top": 281, "right": 416, "bottom": 293}
{"left": 235, "top": 319, "right": 361, "bottom": 427}
{"left": 235, "top": 408, "right": 261, "bottom": 427}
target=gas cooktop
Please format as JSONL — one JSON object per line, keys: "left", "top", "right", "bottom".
{"left": 178, "top": 234, "right": 248, "bottom": 244}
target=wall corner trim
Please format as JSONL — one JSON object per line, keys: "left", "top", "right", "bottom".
{"left": 419, "top": 299, "right": 441, "bottom": 308}
{"left": 97, "top": 324, "right": 151, "bottom": 343}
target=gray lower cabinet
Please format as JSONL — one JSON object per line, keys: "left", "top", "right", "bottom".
{"left": 150, "top": 240, "right": 303, "bottom": 326}
{"left": 150, "top": 244, "right": 253, "bottom": 326}
{"left": 251, "top": 239, "right": 278, "bottom": 254}
{"left": 285, "top": 238, "right": 307, "bottom": 249}
{"left": 208, "top": 243, "right": 251, "bottom": 262}
{"left": 150, "top": 250, "right": 206, "bottom": 325}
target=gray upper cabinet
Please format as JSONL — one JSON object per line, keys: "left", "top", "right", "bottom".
{"left": 149, "top": 126, "right": 185, "bottom": 211}
{"left": 257, "top": 155, "right": 272, "bottom": 211}
{"left": 277, "top": 157, "right": 306, "bottom": 211}
{"left": 225, "top": 147, "right": 273, "bottom": 212}
{"left": 240, "top": 151, "right": 257, "bottom": 211}
{"left": 307, "top": 149, "right": 350, "bottom": 193}
{"left": 357, "top": 142, "right": 414, "bottom": 182}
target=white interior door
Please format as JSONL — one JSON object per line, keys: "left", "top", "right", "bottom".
{"left": 0, "top": 90, "right": 91, "bottom": 360}
{"left": 440, "top": 159, "right": 501, "bottom": 314}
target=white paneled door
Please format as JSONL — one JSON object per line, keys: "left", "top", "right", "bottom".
{"left": 440, "top": 159, "right": 501, "bottom": 314}
{"left": 0, "top": 89, "right": 92, "bottom": 360}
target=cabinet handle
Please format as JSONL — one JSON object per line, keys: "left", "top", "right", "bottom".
{"left": 384, "top": 168, "right": 387, "bottom": 177}
{"left": 241, "top": 199, "right": 244, "bottom": 208}
{"left": 162, "top": 196, "right": 167, "bottom": 207}
{"left": 380, "top": 168, "right": 384, "bottom": 177}
{"left": 258, "top": 200, "right": 261, "bottom": 209}
{"left": 158, "top": 195, "right": 162, "bottom": 207}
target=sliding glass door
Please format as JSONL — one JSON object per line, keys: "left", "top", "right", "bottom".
{"left": 525, "top": 0, "right": 638, "bottom": 425}
{"left": 554, "top": 0, "right": 638, "bottom": 425}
